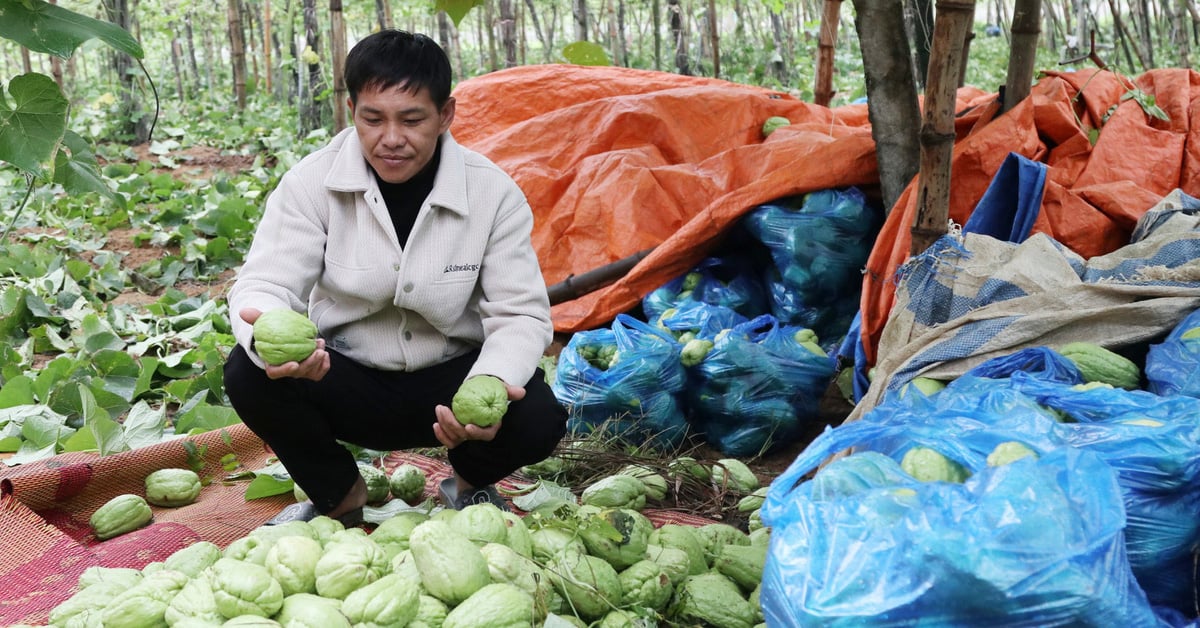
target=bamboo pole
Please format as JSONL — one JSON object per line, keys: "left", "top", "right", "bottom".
{"left": 331, "top": 0, "right": 347, "bottom": 132}
{"left": 1003, "top": 0, "right": 1041, "bottom": 114}
{"left": 910, "top": 0, "right": 976, "bottom": 257}
{"left": 814, "top": 0, "right": 842, "bottom": 106}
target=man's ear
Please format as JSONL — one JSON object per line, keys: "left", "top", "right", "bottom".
{"left": 439, "top": 97, "right": 456, "bottom": 133}
{"left": 347, "top": 96, "right": 356, "bottom": 118}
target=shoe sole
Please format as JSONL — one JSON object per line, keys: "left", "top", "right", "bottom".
{"left": 266, "top": 501, "right": 363, "bottom": 527}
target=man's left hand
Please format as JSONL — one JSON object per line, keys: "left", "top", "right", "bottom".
{"left": 433, "top": 383, "right": 525, "bottom": 449}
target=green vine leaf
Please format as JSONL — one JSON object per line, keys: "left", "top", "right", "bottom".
{"left": 0, "top": 72, "right": 68, "bottom": 177}
{"left": 434, "top": 0, "right": 485, "bottom": 27}
{"left": 1121, "top": 88, "right": 1170, "bottom": 122}
{"left": 0, "top": 0, "right": 143, "bottom": 60}
{"left": 53, "top": 130, "right": 124, "bottom": 208}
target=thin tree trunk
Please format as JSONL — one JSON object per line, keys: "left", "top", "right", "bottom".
{"left": 912, "top": 0, "right": 976, "bottom": 256}
{"left": 202, "top": 20, "right": 217, "bottom": 93}
{"left": 102, "top": 0, "right": 150, "bottom": 143}
{"left": 1106, "top": 0, "right": 1145, "bottom": 70}
{"left": 483, "top": 0, "right": 498, "bottom": 71}
{"left": 375, "top": 0, "right": 392, "bottom": 30}
{"left": 499, "top": 0, "right": 517, "bottom": 67}
{"left": 959, "top": 28, "right": 974, "bottom": 87}
{"left": 20, "top": 45, "right": 31, "bottom": 74}
{"left": 1176, "top": 0, "right": 1192, "bottom": 66}
{"left": 618, "top": 0, "right": 630, "bottom": 67}
{"left": 768, "top": 7, "right": 787, "bottom": 82}
{"left": 852, "top": 0, "right": 920, "bottom": 215}
{"left": 242, "top": 0, "right": 259, "bottom": 94}
{"left": 706, "top": 0, "right": 719, "bottom": 77}
{"left": 1136, "top": 0, "right": 1155, "bottom": 66}
{"left": 1041, "top": 0, "right": 1060, "bottom": 51}
{"left": 652, "top": 0, "right": 663, "bottom": 70}
{"left": 523, "top": 0, "right": 552, "bottom": 62}
{"left": 228, "top": 0, "right": 247, "bottom": 110}
{"left": 330, "top": 0, "right": 347, "bottom": 131}
{"left": 171, "top": 33, "right": 186, "bottom": 101}
{"left": 814, "top": 0, "right": 842, "bottom": 106}
{"left": 1004, "top": 0, "right": 1041, "bottom": 113}
{"left": 263, "top": 0, "right": 272, "bottom": 96}
{"left": 184, "top": 12, "right": 201, "bottom": 92}
{"left": 669, "top": 0, "right": 690, "bottom": 74}
{"left": 301, "top": 0, "right": 324, "bottom": 133}
{"left": 574, "top": 0, "right": 589, "bottom": 41}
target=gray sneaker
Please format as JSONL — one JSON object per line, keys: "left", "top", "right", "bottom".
{"left": 438, "top": 477, "right": 510, "bottom": 512}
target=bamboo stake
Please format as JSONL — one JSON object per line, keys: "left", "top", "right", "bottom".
{"left": 331, "top": 0, "right": 347, "bottom": 132}
{"left": 910, "top": 0, "right": 976, "bottom": 257}
{"left": 1003, "top": 0, "right": 1041, "bottom": 114}
{"left": 814, "top": 0, "right": 842, "bottom": 106}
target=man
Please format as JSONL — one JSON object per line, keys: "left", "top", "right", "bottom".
{"left": 223, "top": 30, "right": 567, "bottom": 523}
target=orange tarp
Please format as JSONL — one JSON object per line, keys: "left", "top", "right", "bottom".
{"left": 454, "top": 65, "right": 1200, "bottom": 367}
{"left": 860, "top": 68, "right": 1200, "bottom": 364}
{"left": 451, "top": 65, "right": 887, "bottom": 332}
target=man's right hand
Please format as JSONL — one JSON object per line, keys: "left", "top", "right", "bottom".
{"left": 241, "top": 307, "right": 331, "bottom": 381}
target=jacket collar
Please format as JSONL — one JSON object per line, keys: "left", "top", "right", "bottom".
{"left": 324, "top": 128, "right": 470, "bottom": 217}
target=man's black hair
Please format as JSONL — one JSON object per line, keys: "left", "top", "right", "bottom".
{"left": 344, "top": 30, "right": 452, "bottom": 107}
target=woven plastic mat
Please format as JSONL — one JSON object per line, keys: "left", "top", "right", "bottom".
{"left": 0, "top": 424, "right": 718, "bottom": 625}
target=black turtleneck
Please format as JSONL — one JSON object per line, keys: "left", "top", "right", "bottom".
{"left": 373, "top": 140, "right": 441, "bottom": 249}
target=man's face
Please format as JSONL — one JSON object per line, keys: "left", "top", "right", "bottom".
{"left": 350, "top": 83, "right": 455, "bottom": 184}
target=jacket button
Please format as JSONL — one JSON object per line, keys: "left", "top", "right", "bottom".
{"left": 403, "top": 282, "right": 414, "bottom": 292}
{"left": 404, "top": 331, "right": 413, "bottom": 340}
{"left": 393, "top": 264, "right": 401, "bottom": 271}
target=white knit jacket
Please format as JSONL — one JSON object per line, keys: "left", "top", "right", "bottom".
{"left": 228, "top": 127, "right": 552, "bottom": 387}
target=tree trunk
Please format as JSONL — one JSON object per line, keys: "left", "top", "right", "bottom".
{"left": 669, "top": 0, "right": 690, "bottom": 74}
{"left": 228, "top": 0, "right": 247, "bottom": 110}
{"left": 1176, "top": 0, "right": 1192, "bottom": 66}
{"left": 911, "top": 0, "right": 976, "bottom": 256}
{"left": 1136, "top": 0, "right": 1155, "bottom": 66}
{"left": 102, "top": 0, "right": 150, "bottom": 143}
{"left": 909, "top": 0, "right": 933, "bottom": 87}
{"left": 330, "top": 0, "right": 347, "bottom": 131}
{"left": 375, "top": 0, "right": 392, "bottom": 30}
{"left": 184, "top": 12, "right": 201, "bottom": 93}
{"left": 499, "top": 0, "right": 518, "bottom": 67}
{"left": 301, "top": 0, "right": 324, "bottom": 133}
{"left": 1003, "top": 0, "right": 1041, "bottom": 114}
{"left": 244, "top": 0, "right": 260, "bottom": 95}
{"left": 619, "top": 0, "right": 630, "bottom": 67}
{"left": 652, "top": 0, "right": 663, "bottom": 70}
{"left": 171, "top": 33, "right": 186, "bottom": 101}
{"left": 814, "top": 0, "right": 842, "bottom": 106}
{"left": 523, "top": 0, "right": 552, "bottom": 62}
{"left": 20, "top": 45, "right": 32, "bottom": 74}
{"left": 263, "top": 0, "right": 272, "bottom": 96}
{"left": 706, "top": 0, "right": 720, "bottom": 77}
{"left": 1107, "top": 0, "right": 1146, "bottom": 71}
{"left": 574, "top": 0, "right": 589, "bottom": 41}
{"left": 852, "top": 0, "right": 921, "bottom": 215}
{"left": 768, "top": 8, "right": 788, "bottom": 83}
{"left": 1041, "top": 0, "right": 1060, "bottom": 51}
{"left": 959, "top": 29, "right": 975, "bottom": 87}
{"left": 485, "top": 0, "right": 498, "bottom": 71}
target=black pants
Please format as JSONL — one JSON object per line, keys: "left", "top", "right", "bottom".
{"left": 223, "top": 344, "right": 568, "bottom": 513}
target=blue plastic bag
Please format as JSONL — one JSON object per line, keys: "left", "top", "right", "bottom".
{"left": 741, "top": 187, "right": 879, "bottom": 343}
{"left": 641, "top": 256, "right": 768, "bottom": 322}
{"left": 651, "top": 299, "right": 748, "bottom": 342}
{"left": 761, "top": 426, "right": 1162, "bottom": 626}
{"left": 551, "top": 315, "right": 690, "bottom": 449}
{"left": 686, "top": 314, "right": 835, "bottom": 456}
{"left": 1146, "top": 308, "right": 1200, "bottom": 398}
